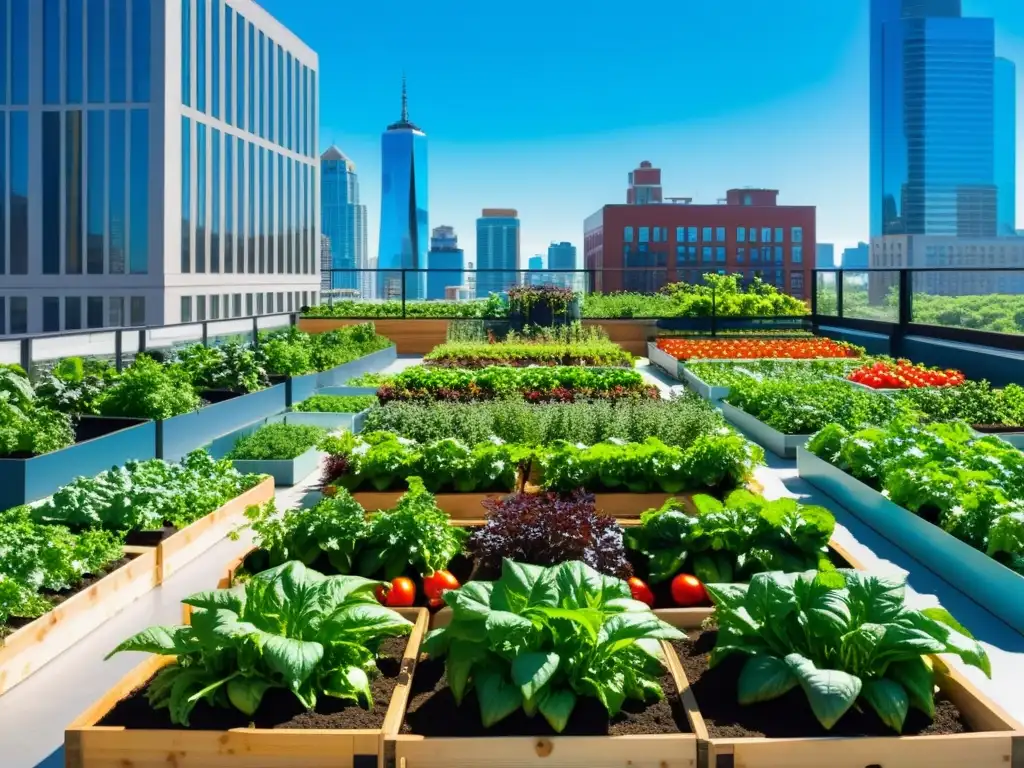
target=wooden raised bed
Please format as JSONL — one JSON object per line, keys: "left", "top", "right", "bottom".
{"left": 156, "top": 476, "right": 275, "bottom": 583}
{"left": 299, "top": 318, "right": 449, "bottom": 355}
{"left": 64, "top": 607, "right": 429, "bottom": 768}
{"left": 0, "top": 547, "right": 159, "bottom": 696}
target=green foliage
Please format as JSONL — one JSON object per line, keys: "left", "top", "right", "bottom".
{"left": 257, "top": 323, "right": 391, "bottom": 376}
{"left": 725, "top": 378, "right": 912, "bottom": 434}
{"left": 0, "top": 506, "right": 124, "bottom": 627}
{"left": 705, "top": 570, "right": 990, "bottom": 731}
{"left": 293, "top": 394, "right": 377, "bottom": 413}
{"left": 96, "top": 356, "right": 201, "bottom": 419}
{"left": 808, "top": 419, "right": 1024, "bottom": 571}
{"left": 174, "top": 341, "right": 269, "bottom": 393}
{"left": 686, "top": 359, "right": 865, "bottom": 389}
{"left": 225, "top": 423, "right": 327, "bottom": 461}
{"left": 0, "top": 366, "right": 76, "bottom": 457}
{"left": 106, "top": 561, "right": 413, "bottom": 725}
{"left": 305, "top": 295, "right": 506, "bottom": 319}
{"left": 892, "top": 381, "right": 1024, "bottom": 427}
{"left": 362, "top": 396, "right": 726, "bottom": 448}
{"left": 34, "top": 357, "right": 119, "bottom": 415}
{"left": 32, "top": 450, "right": 262, "bottom": 532}
{"left": 628, "top": 490, "right": 836, "bottom": 584}
{"left": 424, "top": 338, "right": 633, "bottom": 368}
{"left": 346, "top": 372, "right": 394, "bottom": 387}
{"left": 422, "top": 559, "right": 685, "bottom": 732}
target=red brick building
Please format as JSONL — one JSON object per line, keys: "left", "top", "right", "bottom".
{"left": 583, "top": 188, "right": 815, "bottom": 298}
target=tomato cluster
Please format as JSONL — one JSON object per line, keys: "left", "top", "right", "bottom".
{"left": 657, "top": 337, "right": 859, "bottom": 362}
{"left": 847, "top": 359, "right": 966, "bottom": 390}
{"left": 376, "top": 570, "right": 461, "bottom": 609}
{"left": 628, "top": 574, "right": 708, "bottom": 608}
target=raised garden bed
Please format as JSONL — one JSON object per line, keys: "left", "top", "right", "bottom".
{"left": 0, "top": 416, "right": 156, "bottom": 510}
{"left": 680, "top": 366, "right": 730, "bottom": 402}
{"left": 231, "top": 446, "right": 325, "bottom": 487}
{"left": 64, "top": 607, "right": 429, "bottom": 768}
{"left": 797, "top": 446, "right": 1024, "bottom": 637}
{"left": 972, "top": 425, "right": 1024, "bottom": 450}
{"left": 646, "top": 340, "right": 684, "bottom": 381}
{"left": 719, "top": 401, "right": 811, "bottom": 459}
{"left": 290, "top": 345, "right": 398, "bottom": 405}
{"left": 0, "top": 547, "right": 159, "bottom": 696}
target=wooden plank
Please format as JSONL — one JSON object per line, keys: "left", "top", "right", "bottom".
{"left": 158, "top": 477, "right": 275, "bottom": 582}
{"left": 0, "top": 547, "right": 159, "bottom": 696}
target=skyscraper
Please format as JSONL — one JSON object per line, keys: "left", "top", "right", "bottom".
{"left": 870, "top": 0, "right": 1002, "bottom": 238}
{"left": 527, "top": 255, "right": 544, "bottom": 286}
{"left": 995, "top": 57, "right": 1017, "bottom": 235}
{"left": 475, "top": 209, "right": 520, "bottom": 298}
{"left": 378, "top": 77, "right": 429, "bottom": 301}
{"left": 0, "top": 0, "right": 320, "bottom": 334}
{"left": 320, "top": 146, "right": 367, "bottom": 294}
{"left": 816, "top": 243, "right": 835, "bottom": 269}
{"left": 547, "top": 241, "right": 578, "bottom": 289}
{"left": 426, "top": 226, "right": 464, "bottom": 300}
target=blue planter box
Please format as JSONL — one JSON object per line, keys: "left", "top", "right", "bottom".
{"left": 230, "top": 447, "right": 324, "bottom": 487}
{"left": 797, "top": 446, "right": 1024, "bottom": 636}
{"left": 157, "top": 383, "right": 288, "bottom": 462}
{"left": 282, "top": 409, "right": 371, "bottom": 432}
{"left": 318, "top": 385, "right": 381, "bottom": 397}
{"left": 0, "top": 417, "right": 156, "bottom": 510}
{"left": 719, "top": 401, "right": 810, "bottom": 459}
{"left": 316, "top": 345, "right": 397, "bottom": 389}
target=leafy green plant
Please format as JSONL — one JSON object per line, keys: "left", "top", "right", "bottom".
{"left": 892, "top": 381, "right": 1024, "bottom": 427}
{"left": 422, "top": 559, "right": 685, "bottom": 731}
{"left": 106, "top": 561, "right": 414, "bottom": 725}
{"left": 704, "top": 569, "right": 990, "bottom": 731}
{"left": 225, "top": 423, "right": 327, "bottom": 461}
{"left": 32, "top": 450, "right": 262, "bottom": 532}
{"left": 34, "top": 357, "right": 119, "bottom": 415}
{"left": 96, "top": 356, "right": 201, "bottom": 420}
{"left": 347, "top": 372, "right": 394, "bottom": 387}
{"left": 257, "top": 323, "right": 391, "bottom": 376}
{"left": 294, "top": 394, "right": 377, "bottom": 413}
{"left": 0, "top": 366, "right": 76, "bottom": 458}
{"left": 685, "top": 359, "right": 865, "bottom": 389}
{"left": 628, "top": 490, "right": 835, "bottom": 584}
{"left": 175, "top": 341, "right": 269, "bottom": 393}
{"left": 424, "top": 338, "right": 633, "bottom": 368}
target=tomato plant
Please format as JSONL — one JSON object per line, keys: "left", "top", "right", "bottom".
{"left": 627, "top": 576, "right": 655, "bottom": 607}
{"left": 657, "top": 337, "right": 860, "bottom": 362}
{"left": 376, "top": 576, "right": 416, "bottom": 607}
{"left": 671, "top": 573, "right": 708, "bottom": 606}
{"left": 847, "top": 359, "right": 965, "bottom": 390}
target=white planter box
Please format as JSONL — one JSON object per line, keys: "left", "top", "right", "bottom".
{"left": 680, "top": 367, "right": 730, "bottom": 402}
{"left": 646, "top": 342, "right": 683, "bottom": 380}
{"left": 230, "top": 446, "right": 324, "bottom": 486}
{"left": 718, "top": 401, "right": 811, "bottom": 458}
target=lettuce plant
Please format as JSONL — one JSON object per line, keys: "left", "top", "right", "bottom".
{"left": 423, "top": 559, "right": 684, "bottom": 732}
{"left": 628, "top": 490, "right": 835, "bottom": 584}
{"left": 107, "top": 561, "right": 413, "bottom": 725}
{"left": 705, "top": 570, "right": 990, "bottom": 732}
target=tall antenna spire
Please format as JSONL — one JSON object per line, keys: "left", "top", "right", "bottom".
{"left": 401, "top": 73, "right": 409, "bottom": 123}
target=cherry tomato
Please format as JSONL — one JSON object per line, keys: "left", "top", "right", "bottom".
{"left": 671, "top": 574, "right": 708, "bottom": 607}
{"left": 627, "top": 577, "right": 655, "bottom": 608}
{"left": 376, "top": 577, "right": 416, "bottom": 607}
{"left": 423, "top": 570, "right": 460, "bottom": 602}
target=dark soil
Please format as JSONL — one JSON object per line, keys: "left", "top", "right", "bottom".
{"left": 675, "top": 631, "right": 969, "bottom": 738}
{"left": 402, "top": 653, "right": 690, "bottom": 737}
{"left": 125, "top": 525, "right": 178, "bottom": 547}
{"left": 97, "top": 635, "right": 410, "bottom": 730}
{"left": 2, "top": 556, "right": 133, "bottom": 634}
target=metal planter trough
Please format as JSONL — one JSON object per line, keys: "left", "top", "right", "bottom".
{"left": 645, "top": 341, "right": 683, "bottom": 380}
{"left": 229, "top": 446, "right": 325, "bottom": 487}
{"left": 719, "top": 401, "right": 811, "bottom": 458}
{"left": 315, "top": 344, "right": 397, "bottom": 388}
{"left": 0, "top": 416, "right": 156, "bottom": 509}
{"left": 680, "top": 366, "right": 730, "bottom": 402}
{"left": 797, "top": 446, "right": 1024, "bottom": 637}
{"left": 157, "top": 383, "right": 287, "bottom": 461}
{"left": 281, "top": 408, "right": 371, "bottom": 432}
{"left": 318, "top": 385, "right": 381, "bottom": 397}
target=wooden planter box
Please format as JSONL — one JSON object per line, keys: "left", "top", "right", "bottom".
{"left": 65, "top": 608, "right": 429, "bottom": 768}
{"left": 656, "top": 610, "right": 1024, "bottom": 768}
{"left": 299, "top": 319, "right": 449, "bottom": 356}
{"left": 155, "top": 476, "right": 274, "bottom": 583}
{"left": 798, "top": 446, "right": 1024, "bottom": 637}
{"left": 231, "top": 448, "right": 325, "bottom": 487}
{"left": 0, "top": 547, "right": 159, "bottom": 696}
{"left": 719, "top": 401, "right": 811, "bottom": 459}
{"left": 385, "top": 637, "right": 701, "bottom": 768}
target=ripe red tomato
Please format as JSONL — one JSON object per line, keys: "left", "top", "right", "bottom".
{"left": 627, "top": 577, "right": 655, "bottom": 607}
{"left": 423, "top": 570, "right": 460, "bottom": 602}
{"left": 376, "top": 577, "right": 416, "bottom": 607}
{"left": 671, "top": 574, "right": 708, "bottom": 607}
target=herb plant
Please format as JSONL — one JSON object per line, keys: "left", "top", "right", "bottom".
{"left": 628, "top": 490, "right": 835, "bottom": 584}
{"left": 175, "top": 341, "right": 269, "bottom": 393}
{"left": 423, "top": 559, "right": 685, "bottom": 731}
{"left": 424, "top": 338, "right": 632, "bottom": 369}
{"left": 892, "top": 381, "right": 1024, "bottom": 427}
{"left": 34, "top": 357, "right": 119, "bottom": 415}
{"left": 225, "top": 423, "right": 327, "bottom": 461}
{"left": 0, "top": 366, "right": 76, "bottom": 457}
{"left": 705, "top": 570, "right": 990, "bottom": 731}
{"left": 294, "top": 394, "right": 377, "bottom": 413}
{"left": 685, "top": 359, "right": 864, "bottom": 389}
{"left": 96, "top": 356, "right": 201, "bottom": 420}
{"left": 257, "top": 323, "right": 391, "bottom": 376}
{"left": 106, "top": 561, "right": 413, "bottom": 725}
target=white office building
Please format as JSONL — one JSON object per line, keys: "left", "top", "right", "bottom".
{"left": 0, "top": 0, "right": 319, "bottom": 334}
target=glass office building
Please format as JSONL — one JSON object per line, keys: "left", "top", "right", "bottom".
{"left": 0, "top": 0, "right": 319, "bottom": 334}
{"left": 426, "top": 226, "right": 464, "bottom": 300}
{"left": 475, "top": 209, "right": 520, "bottom": 299}
{"left": 320, "top": 145, "right": 367, "bottom": 294}
{"left": 995, "top": 57, "right": 1017, "bottom": 235}
{"left": 378, "top": 79, "right": 429, "bottom": 301}
{"left": 870, "top": 0, "right": 1003, "bottom": 239}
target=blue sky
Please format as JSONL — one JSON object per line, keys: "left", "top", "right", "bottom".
{"left": 260, "top": 0, "right": 1024, "bottom": 266}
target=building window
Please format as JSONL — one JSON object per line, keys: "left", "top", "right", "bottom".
{"left": 211, "top": 294, "right": 220, "bottom": 320}
{"left": 65, "top": 297, "right": 82, "bottom": 330}
{"left": 211, "top": 0, "right": 220, "bottom": 119}
{"left": 42, "top": 112, "right": 60, "bottom": 275}
{"left": 181, "top": 296, "right": 192, "bottom": 323}
{"left": 237, "top": 13, "right": 246, "bottom": 127}
{"left": 129, "top": 109, "right": 149, "bottom": 273}
{"left": 716, "top": 247, "right": 726, "bottom": 263}
{"left": 197, "top": 0, "right": 207, "bottom": 112}
{"left": 287, "top": 292, "right": 293, "bottom": 311}
{"left": 10, "top": 297, "right": 27, "bottom": 334}
{"left": 743, "top": 194, "right": 752, "bottom": 205}
{"left": 715, "top": 227, "right": 725, "bottom": 242}
{"left": 737, "top": 227, "right": 746, "bottom": 242}
{"left": 792, "top": 246, "right": 803, "bottom": 264}
{"left": 750, "top": 247, "right": 760, "bottom": 263}
{"left": 761, "top": 227, "right": 772, "bottom": 243}
{"left": 224, "top": 5, "right": 233, "bottom": 124}
{"left": 246, "top": 293, "right": 253, "bottom": 316}
{"left": 130, "top": 296, "right": 145, "bottom": 326}
{"left": 675, "top": 245, "right": 685, "bottom": 264}
{"left": 792, "top": 227, "right": 804, "bottom": 243}
{"left": 277, "top": 292, "right": 284, "bottom": 312}
{"left": 197, "top": 295, "right": 207, "bottom": 321}
{"left": 109, "top": 296, "right": 124, "bottom": 327}
{"left": 675, "top": 227, "right": 685, "bottom": 242}
{"left": 131, "top": 0, "right": 151, "bottom": 101}
{"left": 624, "top": 226, "right": 633, "bottom": 243}
{"left": 86, "top": 296, "right": 103, "bottom": 328}
{"left": 775, "top": 246, "right": 783, "bottom": 264}
{"left": 701, "top": 227, "right": 712, "bottom": 241}
{"left": 762, "top": 247, "right": 772, "bottom": 262}
{"left": 43, "top": 0, "right": 60, "bottom": 103}
{"left": 87, "top": 111, "right": 105, "bottom": 274}
{"left": 774, "top": 227, "right": 783, "bottom": 243}
{"left": 43, "top": 297, "right": 60, "bottom": 333}
{"left": 67, "top": 0, "right": 84, "bottom": 103}
{"left": 737, "top": 247, "right": 745, "bottom": 263}
{"left": 652, "top": 227, "right": 661, "bottom": 243}
{"left": 197, "top": 123, "right": 207, "bottom": 271}
{"left": 638, "top": 227, "right": 649, "bottom": 243}
{"left": 66, "top": 111, "right": 84, "bottom": 275}
{"left": 233, "top": 294, "right": 242, "bottom": 317}
{"left": 110, "top": 0, "right": 127, "bottom": 101}
{"left": 702, "top": 246, "right": 712, "bottom": 262}
{"left": 749, "top": 227, "right": 758, "bottom": 243}
{"left": 109, "top": 111, "right": 126, "bottom": 273}
{"left": 211, "top": 129, "right": 221, "bottom": 273}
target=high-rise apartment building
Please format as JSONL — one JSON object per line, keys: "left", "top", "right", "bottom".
{"left": 870, "top": 0, "right": 1014, "bottom": 239}
{"left": 320, "top": 145, "right": 367, "bottom": 294}
{"left": 0, "top": 0, "right": 320, "bottom": 334}
{"left": 378, "top": 77, "right": 428, "bottom": 301}
{"left": 426, "top": 225, "right": 464, "bottom": 300}
{"left": 475, "top": 209, "right": 519, "bottom": 298}
{"left": 627, "top": 161, "right": 663, "bottom": 205}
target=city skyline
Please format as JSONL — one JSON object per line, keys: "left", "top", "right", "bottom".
{"left": 259, "top": 0, "right": 1024, "bottom": 267}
